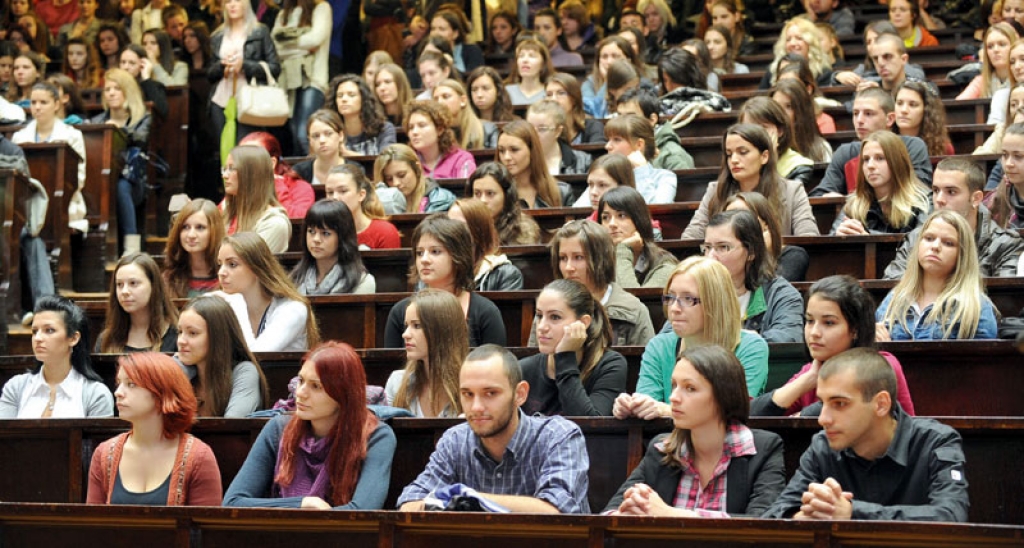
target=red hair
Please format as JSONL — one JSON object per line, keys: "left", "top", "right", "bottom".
{"left": 239, "top": 131, "right": 302, "bottom": 180}
{"left": 274, "top": 342, "right": 377, "bottom": 506}
{"left": 117, "top": 352, "right": 198, "bottom": 439}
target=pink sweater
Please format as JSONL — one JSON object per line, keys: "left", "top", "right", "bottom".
{"left": 787, "top": 351, "right": 916, "bottom": 415}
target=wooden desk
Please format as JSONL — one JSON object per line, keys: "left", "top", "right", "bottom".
{"left": 78, "top": 124, "right": 127, "bottom": 274}
{"left": 0, "top": 169, "right": 31, "bottom": 348}
{"left": 18, "top": 143, "right": 76, "bottom": 290}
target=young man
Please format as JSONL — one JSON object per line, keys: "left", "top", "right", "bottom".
{"left": 397, "top": 345, "right": 591, "bottom": 513}
{"left": 534, "top": 8, "right": 583, "bottom": 68}
{"left": 884, "top": 157, "right": 1024, "bottom": 278}
{"left": 764, "top": 348, "right": 969, "bottom": 521}
{"left": 809, "top": 88, "right": 932, "bottom": 196}
{"left": 800, "top": 0, "right": 854, "bottom": 35}
{"left": 859, "top": 34, "right": 911, "bottom": 93}
{"left": 616, "top": 87, "right": 694, "bottom": 170}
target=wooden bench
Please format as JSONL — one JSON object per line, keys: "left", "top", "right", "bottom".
{"left": 0, "top": 169, "right": 32, "bottom": 347}
{"left": 17, "top": 143, "right": 76, "bottom": 291}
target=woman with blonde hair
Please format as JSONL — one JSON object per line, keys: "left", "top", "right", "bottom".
{"left": 99, "top": 253, "right": 179, "bottom": 353}
{"left": 385, "top": 289, "right": 468, "bottom": 417}
{"left": 832, "top": 131, "right": 931, "bottom": 236}
{"left": 375, "top": 143, "right": 457, "bottom": 213}
{"left": 638, "top": 0, "right": 683, "bottom": 61}
{"left": 958, "top": 22, "right": 1017, "bottom": 100}
{"left": 761, "top": 18, "right": 832, "bottom": 88}
{"left": 220, "top": 145, "right": 291, "bottom": 253}
{"left": 447, "top": 198, "right": 524, "bottom": 291}
{"left": 877, "top": 211, "right": 998, "bottom": 340}
{"left": 373, "top": 63, "right": 412, "bottom": 127}
{"left": 496, "top": 120, "right": 572, "bottom": 208}
{"left": 433, "top": 78, "right": 497, "bottom": 149}
{"left": 163, "top": 198, "right": 225, "bottom": 298}
{"left": 505, "top": 37, "right": 554, "bottom": 106}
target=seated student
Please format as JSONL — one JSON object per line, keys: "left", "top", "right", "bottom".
{"left": 383, "top": 216, "right": 506, "bottom": 348}
{"left": 703, "top": 211, "right": 804, "bottom": 343}
{"left": 989, "top": 122, "right": 1024, "bottom": 229}
{"left": 1, "top": 296, "right": 114, "bottom": 418}
{"left": 604, "top": 114, "right": 677, "bottom": 204}
{"left": 809, "top": 88, "right": 933, "bottom": 197}
{"left": 534, "top": 8, "right": 583, "bottom": 68}
{"left": 884, "top": 158, "right": 1024, "bottom": 278}
{"left": 606, "top": 345, "right": 785, "bottom": 517}
{"left": 323, "top": 164, "right": 401, "bottom": 250}
{"left": 466, "top": 66, "right": 516, "bottom": 123}
{"left": 413, "top": 50, "right": 454, "bottom": 101}
{"left": 759, "top": 19, "right": 833, "bottom": 90}
{"left": 706, "top": 24, "right": 749, "bottom": 75}
{"left": 615, "top": 87, "right": 694, "bottom": 171}
{"left": 448, "top": 198, "right": 524, "bottom": 291}
{"left": 751, "top": 275, "right": 915, "bottom": 417}
{"left": 957, "top": 22, "right": 1016, "bottom": 101}
{"left": 582, "top": 36, "right": 637, "bottom": 118}
{"left": 220, "top": 146, "right": 291, "bottom": 254}
{"left": 483, "top": 11, "right": 520, "bottom": 56}
{"left": 88, "top": 353, "right": 222, "bottom": 506}
{"left": 831, "top": 131, "right": 931, "bottom": 236}
{"left": 216, "top": 233, "right": 321, "bottom": 352}
{"left": 430, "top": 9, "right": 484, "bottom": 74}
{"left": 405, "top": 99, "right": 477, "bottom": 180}
{"left": 142, "top": 29, "right": 188, "bottom": 86}
{"left": 464, "top": 162, "right": 541, "bottom": 246}
{"left": 681, "top": 38, "right": 720, "bottom": 92}
{"left": 615, "top": 257, "right": 769, "bottom": 417}
{"left": 177, "top": 296, "right": 269, "bottom": 417}
{"left": 289, "top": 200, "right": 375, "bottom": 295}
{"left": 238, "top": 132, "right": 315, "bottom": 219}
{"left": 374, "top": 62, "right": 414, "bottom": 127}
{"left": 496, "top": 120, "right": 574, "bottom": 208}
{"left": 291, "top": 109, "right": 354, "bottom": 187}
{"left": 99, "top": 253, "right": 179, "bottom": 353}
{"left": 47, "top": 73, "right": 87, "bottom": 125}
{"left": 738, "top": 96, "right": 814, "bottom": 189}
{"left": 894, "top": 81, "right": 953, "bottom": 157}
{"left": 876, "top": 211, "right": 999, "bottom": 341}
{"left": 163, "top": 199, "right": 225, "bottom": 299}
{"left": 598, "top": 186, "right": 678, "bottom": 288}
{"left": 375, "top": 143, "right": 457, "bottom": 214}
{"left": 505, "top": 38, "right": 554, "bottom": 106}
{"left": 572, "top": 153, "right": 636, "bottom": 209}
{"left": 520, "top": 279, "right": 627, "bottom": 416}
{"left": 386, "top": 289, "right": 468, "bottom": 417}
{"left": 398, "top": 344, "right": 591, "bottom": 513}
{"left": 763, "top": 348, "right": 969, "bottom": 521}
{"left": 532, "top": 220, "right": 656, "bottom": 347}
{"left": 434, "top": 78, "right": 498, "bottom": 149}
{"left": 724, "top": 192, "right": 809, "bottom": 282}
{"left": 118, "top": 45, "right": 170, "bottom": 119}
{"left": 683, "top": 124, "right": 819, "bottom": 239}
{"left": 325, "top": 74, "right": 396, "bottom": 157}
{"left": 546, "top": 72, "right": 605, "bottom": 145}
{"left": 224, "top": 342, "right": 397, "bottom": 509}
{"left": 559, "top": 0, "right": 599, "bottom": 53}
{"left": 771, "top": 79, "right": 833, "bottom": 163}
{"left": 776, "top": 58, "right": 840, "bottom": 135}
{"left": 527, "top": 100, "right": 592, "bottom": 175}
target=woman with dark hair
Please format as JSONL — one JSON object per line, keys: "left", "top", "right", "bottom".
{"left": 583, "top": 36, "right": 640, "bottom": 117}
{"left": 682, "top": 38, "right": 719, "bottom": 92}
{"left": 325, "top": 74, "right": 394, "bottom": 156}
{"left": 184, "top": 21, "right": 218, "bottom": 202}
{"left": 177, "top": 296, "right": 270, "bottom": 417}
{"left": 705, "top": 24, "right": 748, "bottom": 75}
{"left": 466, "top": 66, "right": 515, "bottom": 122}
{"left": 323, "top": 164, "right": 400, "bottom": 249}
{"left": 770, "top": 79, "right": 832, "bottom": 163}
{"left": 496, "top": 120, "right": 572, "bottom": 208}
{"left": 374, "top": 63, "right": 413, "bottom": 127}
{"left": 606, "top": 345, "right": 785, "bottom": 517}
{"left": 430, "top": 9, "right": 484, "bottom": 74}
{"left": 87, "top": 352, "right": 222, "bottom": 505}
{"left": 464, "top": 162, "right": 540, "bottom": 245}
{"left": 604, "top": 114, "right": 676, "bottom": 204}
{"left": 574, "top": 153, "right": 636, "bottom": 209}
{"left": 57, "top": 0, "right": 100, "bottom": 47}
{"left": 520, "top": 279, "right": 627, "bottom": 416}
{"left": 599, "top": 186, "right": 678, "bottom": 289}
{"left": 238, "top": 131, "right": 315, "bottom": 218}
{"left": 94, "top": 22, "right": 129, "bottom": 70}
{"left": 658, "top": 46, "right": 707, "bottom": 92}
{"left": 546, "top": 72, "right": 605, "bottom": 144}
{"left": 47, "top": 74, "right": 86, "bottom": 124}
{"left": 383, "top": 215, "right": 506, "bottom": 348}
{"left": 289, "top": 199, "right": 375, "bottom": 295}
{"left": 776, "top": 58, "right": 838, "bottom": 134}
{"left": 683, "top": 123, "right": 818, "bottom": 239}
{"left": 6, "top": 50, "right": 43, "bottom": 106}
{"left": 895, "top": 80, "right": 953, "bottom": 156}
{"left": 290, "top": 109, "right": 350, "bottom": 187}
{"left": 118, "top": 44, "right": 170, "bottom": 119}
{"left": 271, "top": 0, "right": 331, "bottom": 155}
{"left": 142, "top": 29, "right": 188, "bottom": 86}
{"left": 405, "top": 99, "right": 475, "bottom": 179}
{"left": 703, "top": 210, "right": 804, "bottom": 343}
{"left": 163, "top": 198, "right": 225, "bottom": 298}
{"left": 725, "top": 192, "right": 809, "bottom": 282}
{"left": 558, "top": 0, "right": 598, "bottom": 52}
{"left": 63, "top": 37, "right": 103, "bottom": 89}
{"left": 1, "top": 296, "right": 113, "bottom": 418}
{"left": 751, "top": 275, "right": 915, "bottom": 416}
{"left": 375, "top": 143, "right": 457, "bottom": 213}
{"left": 99, "top": 253, "right": 179, "bottom": 353}
{"left": 224, "top": 342, "right": 396, "bottom": 509}
{"left": 484, "top": 11, "right": 520, "bottom": 55}
{"left": 447, "top": 198, "right": 524, "bottom": 291}
{"left": 738, "top": 96, "right": 814, "bottom": 188}
{"left": 183, "top": 21, "right": 213, "bottom": 70}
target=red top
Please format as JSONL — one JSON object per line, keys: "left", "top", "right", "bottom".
{"left": 34, "top": 0, "right": 80, "bottom": 37}
{"left": 357, "top": 218, "right": 401, "bottom": 249}
{"left": 275, "top": 174, "right": 315, "bottom": 219}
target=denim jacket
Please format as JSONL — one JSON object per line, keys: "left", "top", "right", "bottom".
{"left": 876, "top": 291, "right": 999, "bottom": 340}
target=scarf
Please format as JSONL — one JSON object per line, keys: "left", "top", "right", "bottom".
{"left": 275, "top": 431, "right": 332, "bottom": 502}
{"left": 297, "top": 263, "right": 345, "bottom": 295}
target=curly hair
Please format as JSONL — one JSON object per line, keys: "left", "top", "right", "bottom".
{"left": 464, "top": 162, "right": 540, "bottom": 245}
{"left": 325, "top": 74, "right": 386, "bottom": 139}
{"left": 771, "top": 18, "right": 831, "bottom": 81}
{"left": 405, "top": 99, "right": 459, "bottom": 158}
{"left": 895, "top": 81, "right": 950, "bottom": 157}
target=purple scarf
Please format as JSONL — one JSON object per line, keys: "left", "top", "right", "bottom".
{"left": 275, "top": 432, "right": 332, "bottom": 502}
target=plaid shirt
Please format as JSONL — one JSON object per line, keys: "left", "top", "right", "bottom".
{"left": 663, "top": 422, "right": 757, "bottom": 518}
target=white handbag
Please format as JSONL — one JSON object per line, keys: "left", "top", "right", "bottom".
{"left": 236, "top": 61, "right": 290, "bottom": 126}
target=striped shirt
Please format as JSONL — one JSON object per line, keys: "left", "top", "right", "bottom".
{"left": 665, "top": 422, "right": 757, "bottom": 518}
{"left": 397, "top": 411, "right": 591, "bottom": 513}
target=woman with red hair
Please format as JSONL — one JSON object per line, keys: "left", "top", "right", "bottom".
{"left": 87, "top": 352, "right": 222, "bottom": 505}
{"left": 239, "top": 131, "right": 315, "bottom": 218}
{"left": 223, "top": 342, "right": 396, "bottom": 509}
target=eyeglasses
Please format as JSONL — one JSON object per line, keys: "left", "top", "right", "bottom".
{"left": 700, "top": 243, "right": 736, "bottom": 255}
{"left": 662, "top": 294, "right": 701, "bottom": 308}
{"left": 221, "top": 166, "right": 237, "bottom": 176}
{"left": 533, "top": 125, "right": 558, "bottom": 133}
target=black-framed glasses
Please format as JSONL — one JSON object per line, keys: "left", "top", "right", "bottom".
{"left": 662, "top": 294, "right": 701, "bottom": 308}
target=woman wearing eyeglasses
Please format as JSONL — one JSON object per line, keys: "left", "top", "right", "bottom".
{"left": 613, "top": 256, "right": 769, "bottom": 420}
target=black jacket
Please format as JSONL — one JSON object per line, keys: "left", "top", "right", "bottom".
{"left": 208, "top": 24, "right": 280, "bottom": 87}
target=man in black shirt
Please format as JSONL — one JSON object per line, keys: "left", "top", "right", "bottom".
{"left": 764, "top": 348, "right": 969, "bottom": 521}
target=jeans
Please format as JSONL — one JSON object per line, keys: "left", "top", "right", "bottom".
{"left": 289, "top": 87, "right": 324, "bottom": 156}
{"left": 20, "top": 228, "right": 55, "bottom": 311}
{"left": 118, "top": 177, "right": 138, "bottom": 235}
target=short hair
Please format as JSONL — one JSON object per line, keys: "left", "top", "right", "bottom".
{"left": 616, "top": 87, "right": 660, "bottom": 120}
{"left": 819, "top": 347, "right": 897, "bottom": 404}
{"left": 559, "top": 0, "right": 590, "bottom": 26}
{"left": 161, "top": 3, "right": 186, "bottom": 25}
{"left": 807, "top": 275, "right": 877, "bottom": 349}
{"left": 934, "top": 157, "right": 986, "bottom": 194}
{"left": 620, "top": 9, "right": 646, "bottom": 26}
{"left": 410, "top": 214, "right": 476, "bottom": 292}
{"left": 117, "top": 352, "right": 197, "bottom": 438}
{"left": 527, "top": 99, "right": 567, "bottom": 133}
{"left": 465, "top": 343, "right": 522, "bottom": 387}
{"left": 872, "top": 32, "right": 907, "bottom": 55}
{"left": 855, "top": 86, "right": 895, "bottom": 114}
{"left": 535, "top": 7, "right": 561, "bottom": 27}
{"left": 550, "top": 220, "right": 615, "bottom": 289}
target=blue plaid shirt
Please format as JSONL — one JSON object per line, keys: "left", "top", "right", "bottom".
{"left": 397, "top": 411, "right": 591, "bottom": 513}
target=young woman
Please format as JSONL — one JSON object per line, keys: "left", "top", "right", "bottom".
{"left": 520, "top": 279, "right": 627, "bottom": 416}
{"left": 323, "top": 164, "right": 400, "bottom": 250}
{"left": 738, "top": 96, "right": 814, "bottom": 189}
{"left": 703, "top": 211, "right": 804, "bottom": 343}
{"left": 177, "top": 296, "right": 269, "bottom": 417}
{"left": 434, "top": 78, "right": 497, "bottom": 149}
{"left": 386, "top": 289, "right": 468, "bottom": 417}
{"left": 414, "top": 50, "right": 453, "bottom": 101}
{"left": 464, "top": 161, "right": 541, "bottom": 246}
{"left": 289, "top": 199, "right": 375, "bottom": 295}
{"left": 163, "top": 198, "right": 225, "bottom": 298}
{"left": 527, "top": 99, "right": 592, "bottom": 175}
{"left": 466, "top": 66, "right": 515, "bottom": 123}
{"left": 220, "top": 145, "right": 291, "bottom": 253}
{"left": 57, "top": 0, "right": 100, "bottom": 46}
{"left": 447, "top": 198, "right": 524, "bottom": 291}
{"left": 776, "top": 58, "right": 838, "bottom": 134}
{"left": 47, "top": 74, "right": 86, "bottom": 124}
{"left": 546, "top": 72, "right": 605, "bottom": 145}
{"left": 326, "top": 74, "right": 395, "bottom": 156}
{"left": 271, "top": 0, "right": 332, "bottom": 155}
{"left": 958, "top": 23, "right": 1016, "bottom": 100}
{"left": 383, "top": 216, "right": 506, "bottom": 348}
{"left": 639, "top": 0, "right": 683, "bottom": 60}
{"left": 895, "top": 81, "right": 953, "bottom": 156}
{"left": 683, "top": 124, "right": 819, "bottom": 240}
{"left": 575, "top": 153, "right": 636, "bottom": 209}
{"left": 12, "top": 82, "right": 87, "bottom": 234}
{"left": 877, "top": 211, "right": 999, "bottom": 340}
{"left": 705, "top": 24, "right": 748, "bottom": 75}
{"left": 724, "top": 192, "right": 808, "bottom": 282}
{"left": 375, "top": 143, "right": 457, "bottom": 213}
{"left": 484, "top": 11, "right": 520, "bottom": 55}
{"left": 87, "top": 352, "right": 222, "bottom": 505}
{"left": 762, "top": 19, "right": 832, "bottom": 89}
{"left": 118, "top": 44, "right": 170, "bottom": 119}
{"left": 889, "top": 0, "right": 938, "bottom": 47}
{"left": 94, "top": 22, "right": 128, "bottom": 70}
{"left": 291, "top": 109, "right": 349, "bottom": 185}
{"left": 223, "top": 342, "right": 396, "bottom": 509}
{"left": 710, "top": 0, "right": 754, "bottom": 58}
{"left": 599, "top": 186, "right": 678, "bottom": 289}
{"left": 374, "top": 62, "right": 413, "bottom": 127}
{"left": 430, "top": 9, "right": 484, "bottom": 74}
{"left": 770, "top": 79, "right": 832, "bottom": 163}
{"left": 832, "top": 131, "right": 931, "bottom": 236}
{"left": 405, "top": 99, "right": 477, "bottom": 179}
{"left": 505, "top": 38, "right": 553, "bottom": 106}
{"left": 604, "top": 114, "right": 676, "bottom": 204}
{"left": 238, "top": 131, "right": 315, "bottom": 218}
{"left": 751, "top": 275, "right": 916, "bottom": 417}
{"left": 682, "top": 39, "right": 719, "bottom": 92}
{"left": 559, "top": 0, "right": 599, "bottom": 52}
{"left": 540, "top": 220, "right": 655, "bottom": 347}
{"left": 216, "top": 232, "right": 321, "bottom": 351}
{"left": 614, "top": 256, "right": 770, "bottom": 413}
{"left": 0, "top": 296, "right": 113, "bottom": 418}
{"left": 98, "top": 253, "right": 179, "bottom": 353}
{"left": 496, "top": 120, "right": 572, "bottom": 208}
{"left": 6, "top": 51, "right": 43, "bottom": 106}
{"left": 142, "top": 29, "right": 188, "bottom": 86}
{"left": 606, "top": 345, "right": 784, "bottom": 517}
{"left": 64, "top": 37, "right": 102, "bottom": 88}
{"left": 582, "top": 36, "right": 638, "bottom": 118}
{"left": 362, "top": 51, "right": 392, "bottom": 88}
{"left": 183, "top": 21, "right": 213, "bottom": 70}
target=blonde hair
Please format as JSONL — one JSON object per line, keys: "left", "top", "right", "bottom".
{"left": 436, "top": 79, "right": 485, "bottom": 149}
{"left": 664, "top": 256, "right": 741, "bottom": 353}
{"left": 844, "top": 131, "right": 929, "bottom": 230}
{"left": 772, "top": 19, "right": 831, "bottom": 79}
{"left": 374, "top": 144, "right": 425, "bottom": 213}
{"left": 637, "top": 0, "right": 677, "bottom": 28}
{"left": 103, "top": 68, "right": 146, "bottom": 123}
{"left": 222, "top": 146, "right": 283, "bottom": 233}
{"left": 982, "top": 23, "right": 1020, "bottom": 98}
{"left": 392, "top": 289, "right": 468, "bottom": 415}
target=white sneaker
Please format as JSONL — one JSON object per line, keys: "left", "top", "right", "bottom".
{"left": 21, "top": 311, "right": 33, "bottom": 327}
